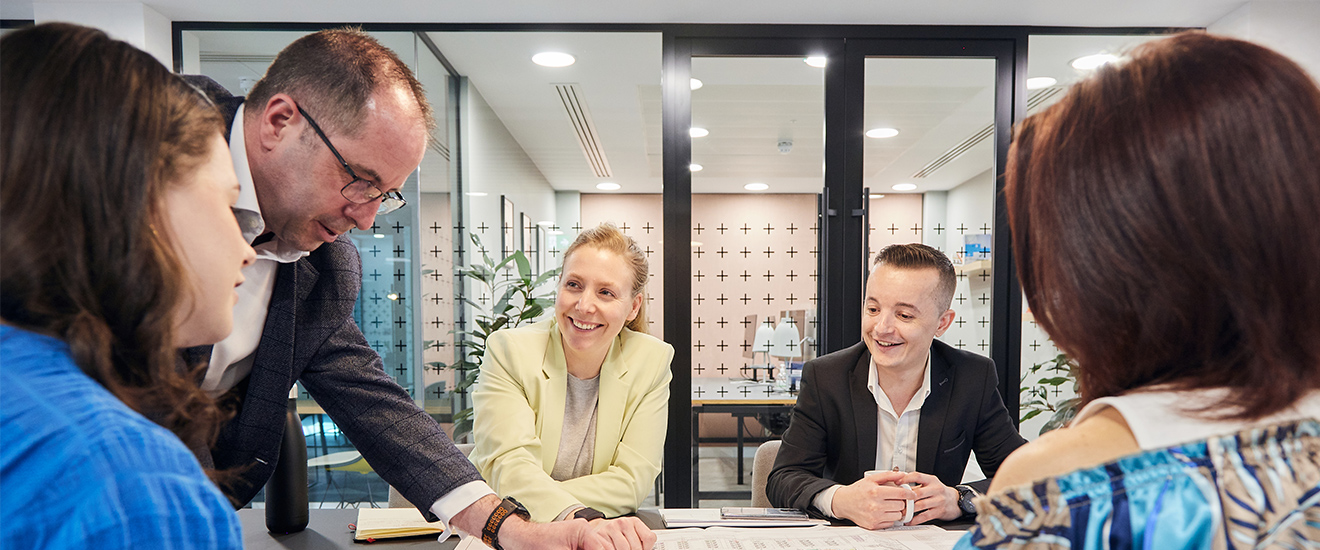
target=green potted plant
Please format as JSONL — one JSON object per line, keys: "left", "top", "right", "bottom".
{"left": 1020, "top": 352, "right": 1081, "bottom": 435}
{"left": 428, "top": 233, "right": 560, "bottom": 441}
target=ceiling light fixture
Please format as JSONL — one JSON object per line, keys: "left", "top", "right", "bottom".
{"left": 689, "top": 163, "right": 703, "bottom": 172}
{"left": 465, "top": 192, "right": 488, "bottom": 197}
{"left": 536, "top": 221, "right": 555, "bottom": 227}
{"left": 892, "top": 183, "right": 917, "bottom": 191}
{"left": 689, "top": 127, "right": 709, "bottom": 138}
{"left": 1026, "top": 76, "right": 1058, "bottom": 89}
{"left": 804, "top": 56, "right": 827, "bottom": 68}
{"left": 868, "top": 194, "right": 886, "bottom": 199}
{"left": 745, "top": 183, "right": 769, "bottom": 191}
{"left": 532, "top": 52, "right": 575, "bottom": 67}
{"left": 596, "top": 182, "right": 620, "bottom": 191}
{"left": 690, "top": 78, "right": 703, "bottom": 90}
{"left": 1071, "top": 53, "right": 1119, "bottom": 71}
{"left": 866, "top": 128, "right": 899, "bottom": 139}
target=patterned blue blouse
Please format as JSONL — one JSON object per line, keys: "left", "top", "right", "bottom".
{"left": 954, "top": 419, "right": 1319, "bottom": 549}
{"left": 1, "top": 326, "right": 242, "bottom": 549}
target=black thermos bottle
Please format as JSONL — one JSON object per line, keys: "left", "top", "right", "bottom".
{"left": 265, "top": 396, "right": 309, "bottom": 533}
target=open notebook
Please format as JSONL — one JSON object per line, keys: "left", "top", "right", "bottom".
{"left": 353, "top": 508, "right": 451, "bottom": 541}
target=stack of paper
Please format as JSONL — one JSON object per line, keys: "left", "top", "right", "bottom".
{"left": 659, "top": 508, "right": 827, "bottom": 528}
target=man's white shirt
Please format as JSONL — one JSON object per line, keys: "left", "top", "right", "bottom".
{"left": 202, "top": 104, "right": 492, "bottom": 527}
{"left": 812, "top": 352, "right": 932, "bottom": 517}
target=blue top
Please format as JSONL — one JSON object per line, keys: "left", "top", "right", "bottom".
{"left": 953, "top": 418, "right": 1319, "bottom": 549}
{"left": 1, "top": 325, "right": 242, "bottom": 549}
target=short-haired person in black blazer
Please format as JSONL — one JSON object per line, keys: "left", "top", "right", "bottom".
{"left": 767, "top": 244, "right": 1026, "bottom": 529}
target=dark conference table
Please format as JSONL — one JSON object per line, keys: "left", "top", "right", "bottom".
{"left": 238, "top": 508, "right": 457, "bottom": 549}
{"left": 237, "top": 507, "right": 672, "bottom": 549}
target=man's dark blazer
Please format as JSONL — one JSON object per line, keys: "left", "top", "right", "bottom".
{"left": 766, "top": 339, "right": 1026, "bottom": 512}
{"left": 183, "top": 76, "right": 480, "bottom": 521}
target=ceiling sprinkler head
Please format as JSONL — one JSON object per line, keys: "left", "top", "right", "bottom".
{"left": 777, "top": 138, "right": 793, "bottom": 154}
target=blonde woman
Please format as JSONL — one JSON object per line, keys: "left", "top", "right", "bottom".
{"left": 471, "top": 223, "right": 673, "bottom": 526}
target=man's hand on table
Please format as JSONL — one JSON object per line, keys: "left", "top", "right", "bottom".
{"left": 897, "top": 471, "right": 962, "bottom": 525}
{"left": 830, "top": 470, "right": 918, "bottom": 530}
{"left": 452, "top": 495, "right": 655, "bottom": 550}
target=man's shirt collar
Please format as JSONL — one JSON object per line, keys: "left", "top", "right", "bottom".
{"left": 230, "top": 104, "right": 309, "bottom": 264}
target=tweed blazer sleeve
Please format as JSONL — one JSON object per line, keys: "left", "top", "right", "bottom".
{"left": 469, "top": 321, "right": 673, "bottom": 522}
{"left": 294, "top": 239, "right": 482, "bottom": 522}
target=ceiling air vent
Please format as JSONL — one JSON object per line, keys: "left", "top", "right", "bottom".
{"left": 198, "top": 53, "right": 276, "bottom": 63}
{"left": 429, "top": 140, "right": 450, "bottom": 162}
{"left": 554, "top": 84, "right": 612, "bottom": 178}
{"left": 911, "top": 88, "right": 1064, "bottom": 179}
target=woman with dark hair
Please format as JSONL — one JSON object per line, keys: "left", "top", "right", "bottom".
{"left": 955, "top": 33, "right": 1320, "bottom": 549}
{"left": 470, "top": 223, "right": 671, "bottom": 528}
{"left": 1, "top": 23, "right": 255, "bottom": 549}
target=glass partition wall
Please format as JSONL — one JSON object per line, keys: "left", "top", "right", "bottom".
{"left": 178, "top": 23, "right": 1177, "bottom": 511}
{"left": 185, "top": 29, "right": 443, "bottom": 508}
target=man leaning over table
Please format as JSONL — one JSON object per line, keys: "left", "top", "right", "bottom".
{"left": 766, "top": 243, "right": 1026, "bottom": 529}
{"left": 180, "top": 28, "right": 652, "bottom": 550}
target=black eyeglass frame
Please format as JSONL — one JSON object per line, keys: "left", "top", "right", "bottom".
{"left": 296, "top": 104, "right": 407, "bottom": 215}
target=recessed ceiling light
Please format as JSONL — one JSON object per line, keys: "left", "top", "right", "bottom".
{"left": 690, "top": 78, "right": 703, "bottom": 90}
{"left": 373, "top": 234, "right": 386, "bottom": 238}
{"left": 1026, "top": 76, "right": 1057, "bottom": 89}
{"left": 532, "top": 52, "right": 575, "bottom": 67}
{"left": 387, "top": 293, "right": 399, "bottom": 301}
{"left": 745, "top": 183, "right": 769, "bottom": 191}
{"left": 596, "top": 182, "right": 620, "bottom": 191}
{"left": 536, "top": 220, "right": 555, "bottom": 227}
{"left": 868, "top": 194, "right": 886, "bottom": 199}
{"left": 689, "top": 163, "right": 703, "bottom": 172}
{"left": 465, "top": 191, "right": 488, "bottom": 197}
{"left": 892, "top": 183, "right": 917, "bottom": 191}
{"left": 689, "top": 127, "right": 709, "bottom": 138}
{"left": 691, "top": 241, "right": 703, "bottom": 247}
{"left": 804, "top": 56, "right": 827, "bottom": 68}
{"left": 866, "top": 128, "right": 899, "bottom": 139}
{"left": 1071, "top": 53, "right": 1119, "bottom": 71}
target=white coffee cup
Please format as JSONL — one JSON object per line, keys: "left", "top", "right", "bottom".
{"left": 863, "top": 470, "right": 915, "bottom": 526}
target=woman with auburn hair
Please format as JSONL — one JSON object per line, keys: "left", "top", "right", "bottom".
{"left": 1, "top": 23, "right": 255, "bottom": 549}
{"left": 470, "top": 223, "right": 672, "bottom": 527}
{"left": 955, "top": 33, "right": 1320, "bottom": 549}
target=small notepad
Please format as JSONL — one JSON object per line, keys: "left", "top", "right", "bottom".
{"left": 353, "top": 508, "right": 450, "bottom": 541}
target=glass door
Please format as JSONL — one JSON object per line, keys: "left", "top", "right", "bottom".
{"left": 663, "top": 35, "right": 1019, "bottom": 508}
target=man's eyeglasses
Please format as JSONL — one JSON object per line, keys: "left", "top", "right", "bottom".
{"left": 296, "top": 104, "right": 406, "bottom": 215}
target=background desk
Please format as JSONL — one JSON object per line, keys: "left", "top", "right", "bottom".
{"left": 691, "top": 378, "right": 796, "bottom": 503}
{"left": 239, "top": 509, "right": 458, "bottom": 549}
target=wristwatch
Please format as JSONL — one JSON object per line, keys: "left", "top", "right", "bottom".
{"left": 481, "top": 496, "right": 530, "bottom": 550}
{"left": 573, "top": 507, "right": 607, "bottom": 521}
{"left": 954, "top": 484, "right": 979, "bottom": 516}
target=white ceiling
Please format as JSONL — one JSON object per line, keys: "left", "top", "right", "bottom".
{"left": 2, "top": 0, "right": 1256, "bottom": 27}
{"left": 92, "top": 0, "right": 1249, "bottom": 196}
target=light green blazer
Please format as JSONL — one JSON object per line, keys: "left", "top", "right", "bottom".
{"left": 469, "top": 319, "right": 674, "bottom": 522}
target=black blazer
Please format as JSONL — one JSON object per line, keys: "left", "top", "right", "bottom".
{"left": 766, "top": 339, "right": 1026, "bottom": 511}
{"left": 183, "top": 76, "right": 481, "bottom": 520}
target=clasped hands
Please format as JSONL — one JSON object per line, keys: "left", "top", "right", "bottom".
{"left": 831, "top": 470, "right": 961, "bottom": 530}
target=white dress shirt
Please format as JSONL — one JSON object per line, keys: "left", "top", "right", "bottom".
{"left": 813, "top": 352, "right": 932, "bottom": 517}
{"left": 202, "top": 105, "right": 492, "bottom": 529}
{"left": 201, "top": 105, "right": 308, "bottom": 396}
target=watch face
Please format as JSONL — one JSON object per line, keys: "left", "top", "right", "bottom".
{"left": 958, "top": 489, "right": 977, "bottom": 514}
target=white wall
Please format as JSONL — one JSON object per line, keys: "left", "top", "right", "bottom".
{"left": 461, "top": 81, "right": 558, "bottom": 256}
{"left": 33, "top": 2, "right": 172, "bottom": 68}
{"left": 1211, "top": 1, "right": 1320, "bottom": 81}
